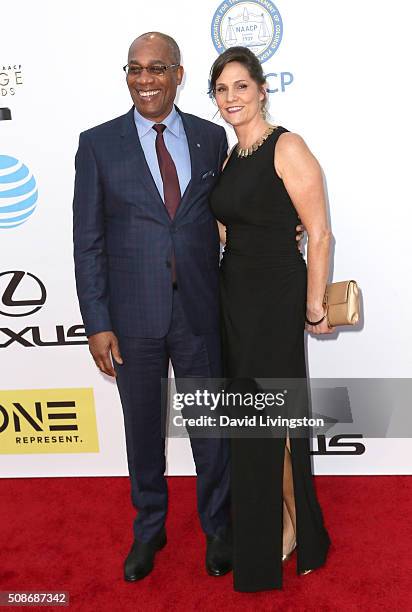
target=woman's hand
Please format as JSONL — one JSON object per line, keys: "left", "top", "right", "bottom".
{"left": 217, "top": 220, "right": 226, "bottom": 245}
{"left": 305, "top": 307, "right": 335, "bottom": 334}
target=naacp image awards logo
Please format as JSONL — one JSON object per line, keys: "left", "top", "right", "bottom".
{"left": 0, "top": 64, "right": 23, "bottom": 97}
{"left": 0, "top": 155, "right": 38, "bottom": 229}
{"left": 1, "top": 63, "right": 23, "bottom": 120}
{"left": 211, "top": 0, "right": 283, "bottom": 63}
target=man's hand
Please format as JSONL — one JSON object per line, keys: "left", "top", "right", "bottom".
{"left": 296, "top": 223, "right": 306, "bottom": 251}
{"left": 88, "top": 331, "right": 123, "bottom": 377}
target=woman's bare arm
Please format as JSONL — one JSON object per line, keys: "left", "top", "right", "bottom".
{"left": 275, "top": 132, "right": 334, "bottom": 334}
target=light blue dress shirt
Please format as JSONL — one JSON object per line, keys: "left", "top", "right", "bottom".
{"left": 133, "top": 106, "right": 191, "bottom": 202}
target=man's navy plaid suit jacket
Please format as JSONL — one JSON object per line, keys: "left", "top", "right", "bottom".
{"left": 73, "top": 106, "right": 228, "bottom": 338}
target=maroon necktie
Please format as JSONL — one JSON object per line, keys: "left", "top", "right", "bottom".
{"left": 153, "top": 124, "right": 181, "bottom": 284}
{"left": 153, "top": 124, "right": 181, "bottom": 219}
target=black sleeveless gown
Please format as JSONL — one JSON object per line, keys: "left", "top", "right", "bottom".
{"left": 210, "top": 127, "right": 331, "bottom": 592}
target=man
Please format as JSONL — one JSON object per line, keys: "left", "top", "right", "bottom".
{"left": 73, "top": 32, "right": 231, "bottom": 582}
{"left": 73, "top": 31, "right": 303, "bottom": 582}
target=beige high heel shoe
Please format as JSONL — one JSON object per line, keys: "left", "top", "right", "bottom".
{"left": 282, "top": 539, "right": 297, "bottom": 562}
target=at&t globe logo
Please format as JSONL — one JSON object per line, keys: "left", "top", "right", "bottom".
{"left": 0, "top": 155, "right": 38, "bottom": 229}
{"left": 211, "top": 0, "right": 283, "bottom": 63}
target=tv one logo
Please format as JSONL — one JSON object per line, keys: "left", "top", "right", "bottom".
{"left": 0, "top": 270, "right": 87, "bottom": 348}
{"left": 0, "top": 400, "right": 79, "bottom": 434}
{"left": 0, "top": 389, "right": 99, "bottom": 454}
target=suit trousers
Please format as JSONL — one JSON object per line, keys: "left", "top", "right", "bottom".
{"left": 115, "top": 287, "right": 231, "bottom": 543}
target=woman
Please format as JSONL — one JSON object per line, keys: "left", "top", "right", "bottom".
{"left": 209, "top": 47, "right": 332, "bottom": 592}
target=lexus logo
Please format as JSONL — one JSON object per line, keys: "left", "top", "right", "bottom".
{"left": 0, "top": 271, "right": 47, "bottom": 317}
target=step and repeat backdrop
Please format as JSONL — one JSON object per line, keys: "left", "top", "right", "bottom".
{"left": 1, "top": 0, "right": 411, "bottom": 477}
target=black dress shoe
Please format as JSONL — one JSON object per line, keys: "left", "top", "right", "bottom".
{"left": 124, "top": 528, "right": 167, "bottom": 582}
{"left": 206, "top": 529, "right": 233, "bottom": 577}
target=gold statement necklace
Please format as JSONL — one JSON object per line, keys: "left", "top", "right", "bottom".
{"left": 236, "top": 124, "right": 277, "bottom": 158}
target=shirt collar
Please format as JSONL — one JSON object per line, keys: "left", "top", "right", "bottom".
{"left": 133, "top": 105, "right": 181, "bottom": 138}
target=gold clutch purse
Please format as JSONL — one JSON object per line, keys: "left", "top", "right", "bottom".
{"left": 323, "top": 280, "right": 360, "bottom": 327}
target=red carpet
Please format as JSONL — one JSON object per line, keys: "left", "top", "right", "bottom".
{"left": 1, "top": 476, "right": 411, "bottom": 611}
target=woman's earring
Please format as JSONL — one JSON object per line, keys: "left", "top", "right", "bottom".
{"left": 261, "top": 88, "right": 268, "bottom": 118}
{"left": 261, "top": 102, "right": 267, "bottom": 118}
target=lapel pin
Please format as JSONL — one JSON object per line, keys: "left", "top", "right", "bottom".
{"left": 196, "top": 143, "right": 201, "bottom": 148}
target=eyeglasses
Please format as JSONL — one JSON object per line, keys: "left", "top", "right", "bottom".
{"left": 123, "top": 63, "right": 180, "bottom": 77}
